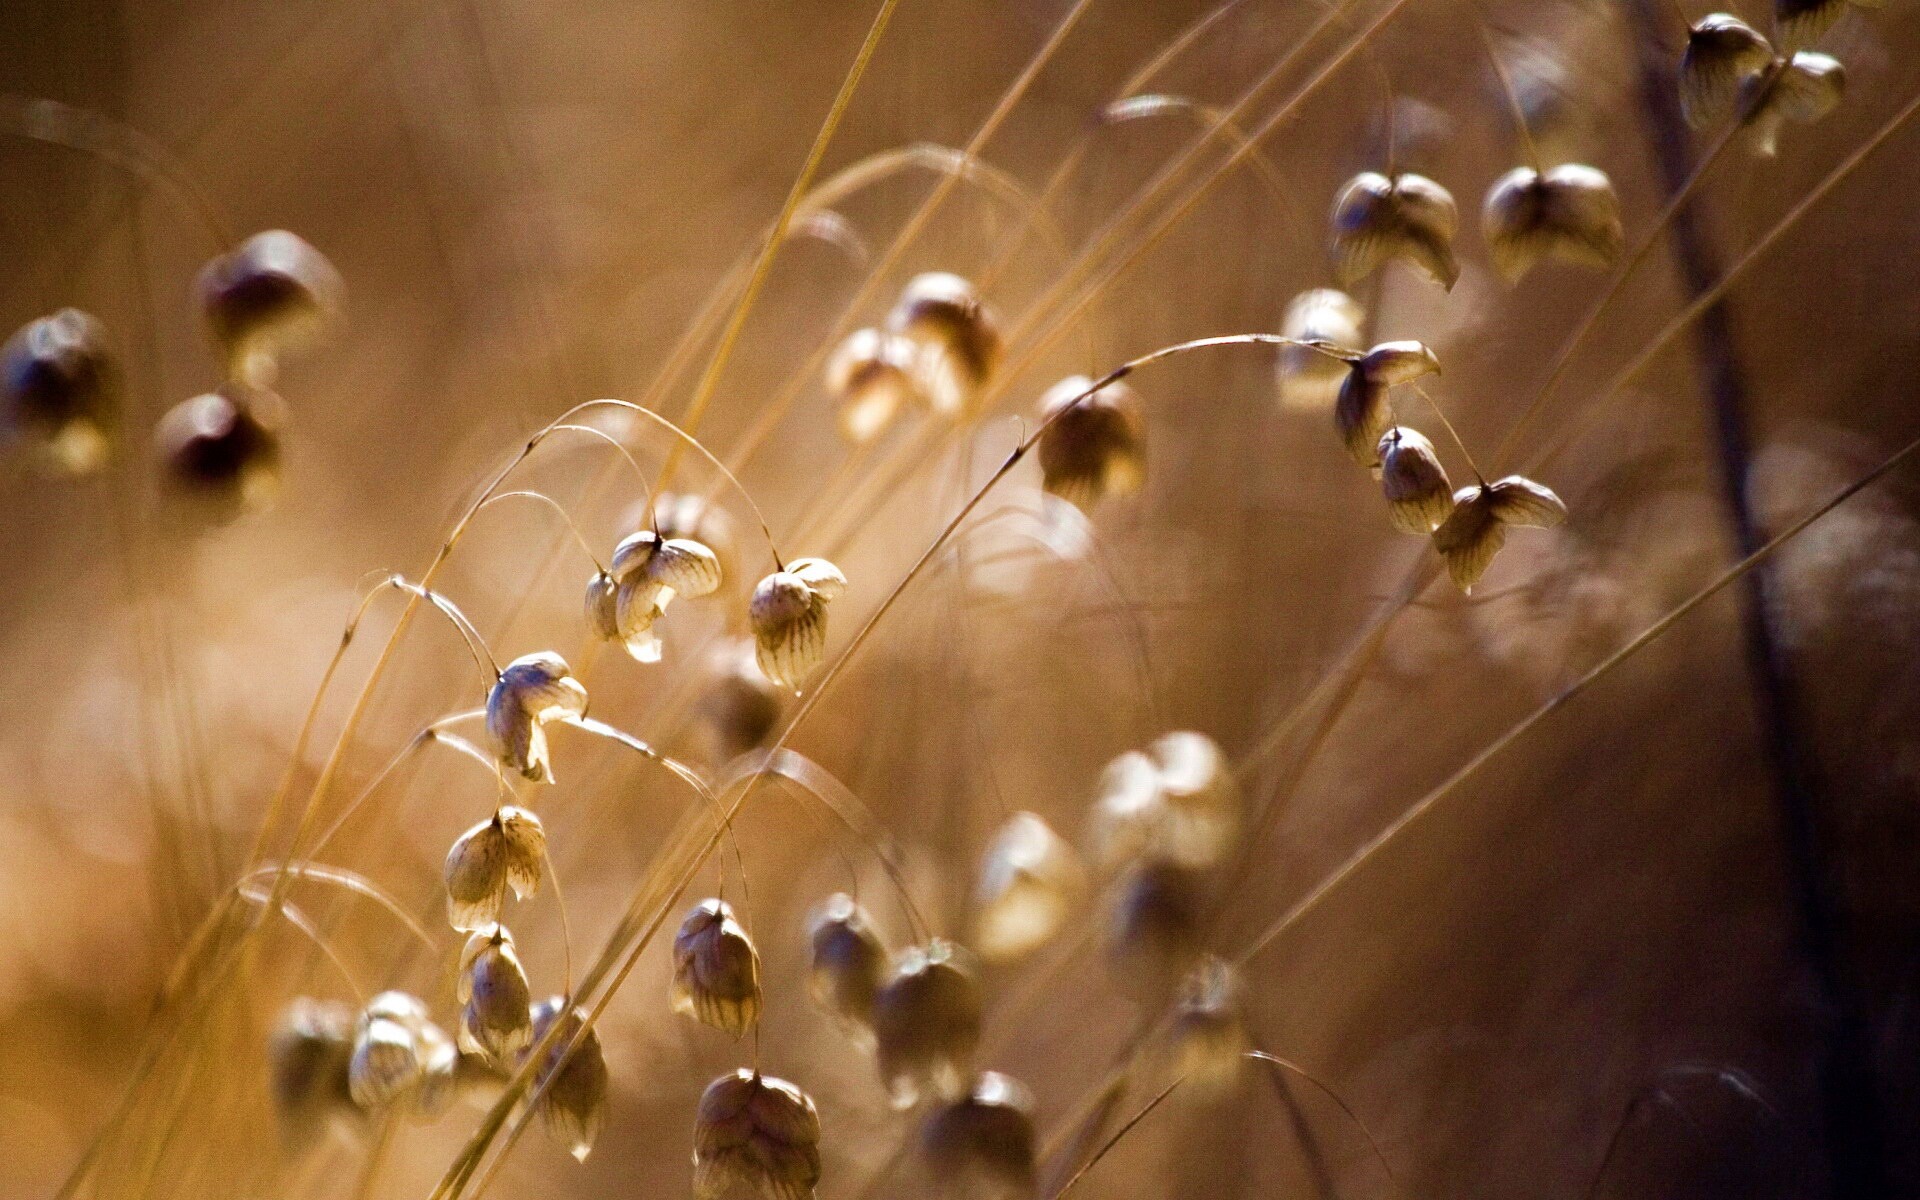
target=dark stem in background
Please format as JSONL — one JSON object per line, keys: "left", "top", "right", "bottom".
{"left": 1621, "top": 3, "right": 1888, "bottom": 1195}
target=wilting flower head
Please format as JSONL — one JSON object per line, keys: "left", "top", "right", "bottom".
{"left": 1035, "top": 375, "right": 1146, "bottom": 512}
{"left": 593, "top": 529, "right": 725, "bottom": 663}
{"left": 750, "top": 557, "right": 847, "bottom": 690}
{"left": 872, "top": 939, "right": 984, "bottom": 1108}
{"left": 270, "top": 997, "right": 359, "bottom": 1149}
{"left": 1743, "top": 52, "right": 1846, "bottom": 157}
{"left": 1104, "top": 859, "right": 1207, "bottom": 1001}
{"left": 154, "top": 385, "right": 285, "bottom": 518}
{"left": 808, "top": 892, "right": 888, "bottom": 1036}
{"left": 526, "top": 997, "right": 610, "bottom": 1162}
{"left": 1481, "top": 164, "right": 1623, "bottom": 282}
{"left": 348, "top": 991, "right": 457, "bottom": 1118}
{"left": 2, "top": 308, "right": 117, "bottom": 474}
{"left": 457, "top": 924, "right": 533, "bottom": 1061}
{"left": 694, "top": 1069, "right": 823, "bottom": 1200}
{"left": 1165, "top": 957, "right": 1250, "bottom": 1091}
{"left": 1680, "top": 14, "right": 1775, "bottom": 128}
{"left": 1088, "top": 731, "right": 1241, "bottom": 872}
{"left": 672, "top": 897, "right": 763, "bottom": 1037}
{"left": 1431, "top": 475, "right": 1569, "bottom": 592}
{"left": 826, "top": 327, "right": 922, "bottom": 443}
{"left": 1330, "top": 171, "right": 1459, "bottom": 289}
{"left": 1334, "top": 341, "right": 1441, "bottom": 470}
{"left": 1378, "top": 426, "right": 1456, "bottom": 534}
{"left": 1277, "top": 288, "right": 1365, "bottom": 412}
{"left": 486, "top": 651, "right": 589, "bottom": 781}
{"left": 444, "top": 805, "right": 547, "bottom": 931}
{"left": 887, "top": 272, "right": 1002, "bottom": 418}
{"left": 918, "top": 1072, "right": 1038, "bottom": 1200}
{"left": 195, "top": 230, "right": 343, "bottom": 386}
{"left": 972, "top": 812, "right": 1086, "bottom": 963}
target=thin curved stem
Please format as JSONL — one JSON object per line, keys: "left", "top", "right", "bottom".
{"left": 1246, "top": 1049, "right": 1399, "bottom": 1187}
{"left": 472, "top": 490, "right": 607, "bottom": 574}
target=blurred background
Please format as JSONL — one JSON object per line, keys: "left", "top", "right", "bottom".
{"left": 4, "top": 0, "right": 1920, "bottom": 1197}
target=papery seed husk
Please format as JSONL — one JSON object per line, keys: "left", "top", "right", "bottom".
{"left": 1087, "top": 749, "right": 1166, "bottom": 872}
{"left": 410, "top": 1021, "right": 460, "bottom": 1121}
{"left": 584, "top": 571, "right": 621, "bottom": 644}
{"left": 694, "top": 1069, "right": 823, "bottom": 1200}
{"left": 1167, "top": 957, "right": 1250, "bottom": 1090}
{"left": 528, "top": 997, "right": 609, "bottom": 1162}
{"left": 1277, "top": 289, "right": 1364, "bottom": 412}
{"left": 808, "top": 892, "right": 887, "bottom": 1036}
{"left": 1335, "top": 371, "right": 1391, "bottom": 469}
{"left": 751, "top": 570, "right": 832, "bottom": 689}
{"left": 1378, "top": 426, "right": 1456, "bottom": 534}
{"left": 1432, "top": 485, "right": 1507, "bottom": 592}
{"left": 348, "top": 1015, "right": 422, "bottom": 1111}
{"left": 486, "top": 652, "right": 588, "bottom": 782}
{"left": 1775, "top": 0, "right": 1848, "bottom": 49}
{"left": 155, "top": 385, "right": 285, "bottom": 519}
{"left": 1105, "top": 860, "right": 1207, "bottom": 1001}
{"left": 271, "top": 998, "right": 359, "bottom": 1147}
{"left": 918, "top": 1072, "right": 1038, "bottom": 1200}
{"left": 827, "top": 327, "right": 920, "bottom": 443}
{"left": 872, "top": 940, "right": 984, "bottom": 1109}
{"left": 2, "top": 308, "right": 118, "bottom": 474}
{"left": 444, "top": 806, "right": 545, "bottom": 931}
{"left": 196, "top": 230, "right": 343, "bottom": 386}
{"left": 1744, "top": 53, "right": 1846, "bottom": 156}
{"left": 1681, "top": 14, "right": 1776, "bottom": 128}
{"left": 1036, "top": 375, "right": 1146, "bottom": 512}
{"left": 887, "top": 272, "right": 1001, "bottom": 418}
{"left": 700, "top": 639, "right": 784, "bottom": 762}
{"left": 1331, "top": 172, "right": 1460, "bottom": 289}
{"left": 1482, "top": 165, "right": 1623, "bottom": 281}
{"left": 1484, "top": 475, "right": 1569, "bottom": 528}
{"left": 787, "top": 557, "right": 848, "bottom": 601}
{"left": 649, "top": 536, "right": 725, "bottom": 599}
{"left": 1147, "top": 731, "right": 1241, "bottom": 870}
{"left": 459, "top": 927, "right": 533, "bottom": 1060}
{"left": 672, "top": 898, "right": 763, "bottom": 1037}
{"left": 973, "top": 812, "right": 1086, "bottom": 963}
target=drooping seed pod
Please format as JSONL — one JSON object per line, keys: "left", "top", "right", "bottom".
{"left": 526, "top": 997, "right": 610, "bottom": 1162}
{"left": 1679, "top": 14, "right": 1775, "bottom": 128}
{"left": 672, "top": 897, "right": 763, "bottom": 1037}
{"left": 697, "top": 639, "right": 784, "bottom": 763}
{"left": 444, "top": 805, "right": 547, "bottom": 931}
{"left": 196, "top": 230, "right": 343, "bottom": 386}
{"left": 1086, "top": 747, "right": 1165, "bottom": 872}
{"left": 1377, "top": 426, "right": 1456, "bottom": 534}
{"left": 155, "top": 384, "right": 285, "bottom": 519}
{"left": 410, "top": 1019, "right": 461, "bottom": 1120}
{"left": 1330, "top": 171, "right": 1460, "bottom": 289}
{"left": 1431, "top": 475, "right": 1569, "bottom": 592}
{"left": 887, "top": 272, "right": 1002, "bottom": 418}
{"left": 598, "top": 529, "right": 725, "bottom": 663}
{"left": 917, "top": 1072, "right": 1038, "bottom": 1200}
{"left": 1035, "top": 375, "right": 1146, "bottom": 512}
{"left": 2, "top": 309, "right": 117, "bottom": 474}
{"left": 457, "top": 924, "right": 534, "bottom": 1061}
{"left": 1086, "top": 731, "right": 1240, "bottom": 873}
{"left": 348, "top": 991, "right": 454, "bottom": 1117}
{"left": 807, "top": 892, "right": 888, "bottom": 1037}
{"left": 972, "top": 812, "right": 1087, "bottom": 963}
{"left": 1277, "top": 289, "right": 1365, "bottom": 412}
{"left": 1481, "top": 164, "right": 1623, "bottom": 282}
{"left": 1334, "top": 341, "right": 1441, "bottom": 470}
{"left": 872, "top": 940, "right": 983, "bottom": 1109}
{"left": 1105, "top": 860, "right": 1207, "bottom": 1001}
{"left": 1165, "top": 957, "right": 1250, "bottom": 1091}
{"left": 693, "top": 1069, "right": 823, "bottom": 1200}
{"left": 1743, "top": 52, "right": 1846, "bottom": 157}
{"left": 1775, "top": 0, "right": 1875, "bottom": 51}
{"left": 270, "top": 997, "right": 360, "bottom": 1149}
{"left": 750, "top": 557, "right": 847, "bottom": 690}
{"left": 584, "top": 570, "right": 621, "bottom": 644}
{"left": 826, "top": 327, "right": 922, "bottom": 443}
{"left": 485, "top": 651, "right": 589, "bottom": 782}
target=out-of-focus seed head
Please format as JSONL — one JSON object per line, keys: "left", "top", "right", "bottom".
{"left": 917, "top": 1072, "right": 1038, "bottom": 1200}
{"left": 697, "top": 638, "right": 785, "bottom": 763}
{"left": 887, "top": 272, "right": 1002, "bottom": 418}
{"left": 1378, "top": 426, "right": 1456, "bottom": 534}
{"left": 155, "top": 385, "right": 285, "bottom": 520}
{"left": 1330, "top": 171, "right": 1460, "bottom": 289}
{"left": 672, "top": 897, "right": 763, "bottom": 1037}
{"left": 270, "top": 997, "right": 360, "bottom": 1149}
{"left": 526, "top": 997, "right": 610, "bottom": 1162}
{"left": 584, "top": 570, "right": 621, "bottom": 644}
{"left": 1775, "top": 0, "right": 1866, "bottom": 51}
{"left": 1165, "top": 957, "right": 1250, "bottom": 1091}
{"left": 1087, "top": 731, "right": 1240, "bottom": 872}
{"left": 693, "top": 1069, "right": 823, "bottom": 1200}
{"left": 196, "top": 230, "right": 343, "bottom": 386}
{"left": 750, "top": 557, "right": 846, "bottom": 690}
{"left": 808, "top": 892, "right": 888, "bottom": 1037}
{"left": 444, "top": 805, "right": 547, "bottom": 931}
{"left": 1680, "top": 14, "right": 1775, "bottom": 128}
{"left": 1105, "top": 860, "right": 1207, "bottom": 1001}
{"left": 1481, "top": 164, "right": 1624, "bottom": 282}
{"left": 972, "top": 812, "right": 1086, "bottom": 963}
{"left": 486, "top": 651, "right": 589, "bottom": 782}
{"left": 1335, "top": 342, "right": 1440, "bottom": 470}
{"left": 457, "top": 924, "right": 534, "bottom": 1061}
{"left": 1277, "top": 289, "right": 1365, "bottom": 412}
{"left": 410, "top": 1020, "right": 461, "bottom": 1120}
{"left": 826, "top": 327, "right": 921, "bottom": 444}
{"left": 872, "top": 939, "right": 984, "bottom": 1109}
{"left": 348, "top": 991, "right": 451, "bottom": 1115}
{"left": 1744, "top": 52, "right": 1846, "bottom": 157}
{"left": 2, "top": 309, "right": 117, "bottom": 474}
{"left": 1035, "top": 375, "right": 1146, "bottom": 512}
{"left": 1432, "top": 475, "right": 1568, "bottom": 592}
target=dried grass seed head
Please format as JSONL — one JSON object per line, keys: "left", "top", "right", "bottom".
{"left": 1432, "top": 475, "right": 1569, "bottom": 592}
{"left": 672, "top": 897, "right": 763, "bottom": 1037}
{"left": 1330, "top": 171, "right": 1460, "bottom": 289}
{"left": 699, "top": 638, "right": 784, "bottom": 762}
{"left": 457, "top": 924, "right": 534, "bottom": 1061}
{"left": 270, "top": 997, "right": 360, "bottom": 1148}
{"left": 602, "top": 528, "right": 725, "bottom": 663}
{"left": 887, "top": 272, "right": 1002, "bottom": 418}
{"left": 750, "top": 557, "right": 846, "bottom": 690}
{"left": 807, "top": 892, "right": 888, "bottom": 1036}
{"left": 826, "top": 327, "right": 922, "bottom": 443}
{"left": 1335, "top": 341, "right": 1440, "bottom": 470}
{"left": 1277, "top": 288, "right": 1365, "bottom": 411}
{"left": 1166, "top": 957, "right": 1251, "bottom": 1090}
{"left": 917, "top": 1071, "right": 1038, "bottom": 1200}
{"left": 1744, "top": 52, "right": 1846, "bottom": 157}
{"left": 1378, "top": 425, "right": 1456, "bottom": 534}
{"left": 486, "top": 651, "right": 589, "bottom": 781}
{"left": 527, "top": 997, "right": 610, "bottom": 1162}
{"left": 155, "top": 384, "right": 285, "bottom": 519}
{"left": 1105, "top": 859, "right": 1207, "bottom": 1000}
{"left": 972, "top": 811, "right": 1087, "bottom": 963}
{"left": 1088, "top": 731, "right": 1240, "bottom": 872}
{"left": 693, "top": 1069, "right": 823, "bottom": 1200}
{"left": 444, "top": 805, "right": 547, "bottom": 931}
{"left": 1481, "top": 164, "right": 1624, "bottom": 281}
{"left": 196, "top": 230, "right": 343, "bottom": 386}
{"left": 872, "top": 939, "right": 984, "bottom": 1109}
{"left": 1680, "top": 14, "right": 1776, "bottom": 128}
{"left": 2, "top": 308, "right": 118, "bottom": 474}
{"left": 348, "top": 991, "right": 455, "bottom": 1116}
{"left": 1035, "top": 375, "right": 1146, "bottom": 512}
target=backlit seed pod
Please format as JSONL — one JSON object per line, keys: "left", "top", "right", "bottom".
{"left": 1743, "top": 52, "right": 1846, "bottom": 157}
{"left": 155, "top": 385, "right": 285, "bottom": 518}
{"left": 1277, "top": 289, "right": 1364, "bottom": 412}
{"left": 1166, "top": 957, "right": 1250, "bottom": 1090}
{"left": 1087, "top": 748, "right": 1165, "bottom": 872}
{"left": 1378, "top": 426, "right": 1456, "bottom": 534}
{"left": 457, "top": 925, "right": 533, "bottom": 1061}
{"left": 808, "top": 892, "right": 887, "bottom": 1036}
{"left": 197, "top": 230, "right": 343, "bottom": 386}
{"left": 1105, "top": 860, "right": 1206, "bottom": 1000}
{"left": 826, "top": 327, "right": 921, "bottom": 443}
{"left": 918, "top": 1072, "right": 1038, "bottom": 1200}
{"left": 1334, "top": 341, "right": 1440, "bottom": 470}
{"left": 584, "top": 570, "right": 621, "bottom": 644}
{"left": 698, "top": 640, "right": 784, "bottom": 762}
{"left": 1431, "top": 475, "right": 1569, "bottom": 592}
{"left": 887, "top": 272, "right": 1002, "bottom": 418}
{"left": 1679, "top": 14, "right": 1775, "bottom": 128}
{"left": 348, "top": 991, "right": 451, "bottom": 1114}
{"left": 1148, "top": 731, "right": 1241, "bottom": 869}
{"left": 672, "top": 898, "right": 763, "bottom": 1037}
{"left": 972, "top": 812, "right": 1086, "bottom": 963}
{"left": 872, "top": 940, "right": 983, "bottom": 1109}
{"left": 444, "top": 806, "right": 547, "bottom": 931}
{"left": 410, "top": 1020, "right": 461, "bottom": 1120}
{"left": 693, "top": 1069, "right": 823, "bottom": 1200}
{"left": 1330, "top": 171, "right": 1460, "bottom": 289}
{"left": 270, "top": 997, "right": 359, "bottom": 1149}
{"left": 750, "top": 557, "right": 846, "bottom": 690}
{"left": 1035, "top": 375, "right": 1146, "bottom": 512}
{"left": 1480, "top": 164, "right": 1623, "bottom": 282}
{"left": 526, "top": 997, "right": 610, "bottom": 1162}
{"left": 486, "top": 652, "right": 589, "bottom": 782}
{"left": 1775, "top": 0, "right": 1875, "bottom": 50}
{"left": 2, "top": 309, "right": 117, "bottom": 474}
{"left": 601, "top": 529, "right": 726, "bottom": 663}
